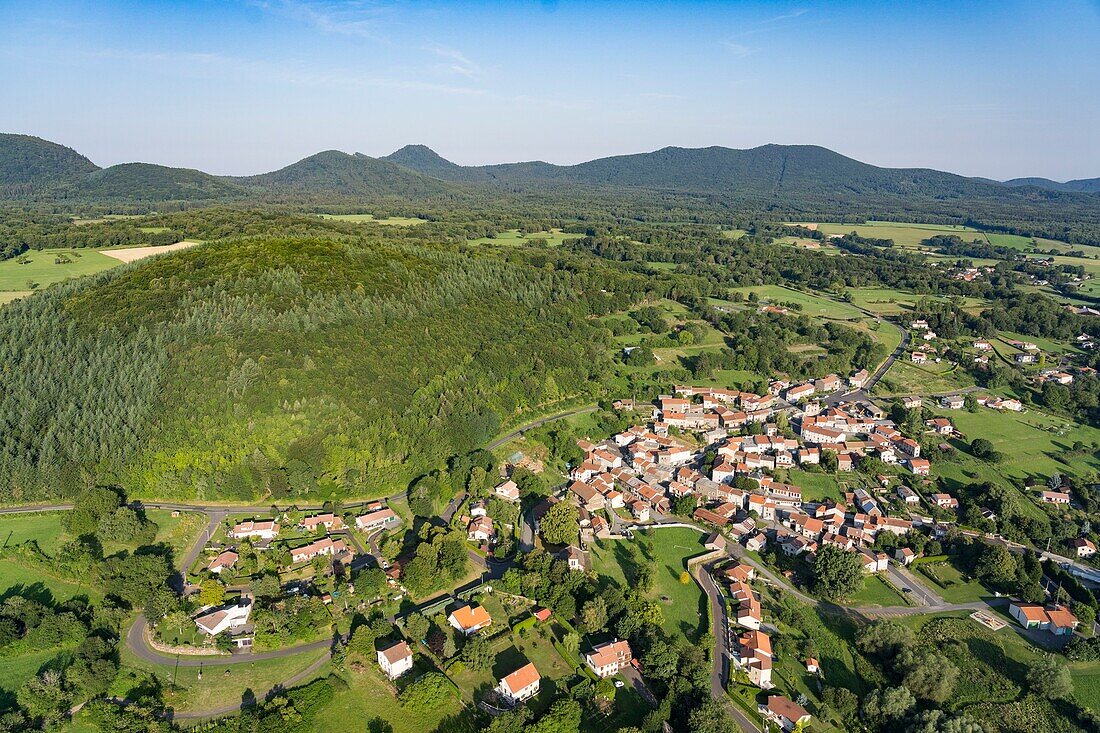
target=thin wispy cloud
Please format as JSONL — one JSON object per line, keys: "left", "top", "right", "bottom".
{"left": 88, "top": 47, "right": 486, "bottom": 96}
{"left": 427, "top": 44, "right": 480, "bottom": 78}
{"left": 762, "top": 8, "right": 809, "bottom": 24}
{"left": 723, "top": 42, "right": 755, "bottom": 58}
{"left": 248, "top": 0, "right": 392, "bottom": 42}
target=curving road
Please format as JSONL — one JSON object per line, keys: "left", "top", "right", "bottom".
{"left": 487, "top": 405, "right": 598, "bottom": 450}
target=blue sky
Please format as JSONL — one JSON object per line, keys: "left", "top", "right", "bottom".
{"left": 1, "top": 0, "right": 1098, "bottom": 179}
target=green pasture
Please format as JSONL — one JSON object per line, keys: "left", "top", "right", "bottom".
{"left": 793, "top": 221, "right": 984, "bottom": 248}
{"left": 590, "top": 527, "right": 709, "bottom": 643}
{"left": 468, "top": 228, "right": 583, "bottom": 247}
{"left": 878, "top": 359, "right": 975, "bottom": 396}
{"left": 913, "top": 559, "right": 990, "bottom": 604}
{"left": 731, "top": 285, "right": 864, "bottom": 320}
{"left": 115, "top": 645, "right": 330, "bottom": 715}
{"left": 310, "top": 666, "right": 468, "bottom": 733}
{"left": 0, "top": 248, "right": 120, "bottom": 291}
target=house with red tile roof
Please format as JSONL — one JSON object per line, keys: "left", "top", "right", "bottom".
{"left": 498, "top": 662, "right": 541, "bottom": 703}
{"left": 291, "top": 537, "right": 348, "bottom": 563}
{"left": 1070, "top": 538, "right": 1097, "bottom": 558}
{"left": 301, "top": 513, "right": 343, "bottom": 532}
{"left": 494, "top": 479, "right": 520, "bottom": 502}
{"left": 760, "top": 695, "right": 811, "bottom": 731}
{"left": 585, "top": 639, "right": 632, "bottom": 678}
{"left": 1009, "top": 603, "right": 1079, "bottom": 635}
{"left": 228, "top": 519, "right": 280, "bottom": 540}
{"left": 377, "top": 640, "right": 413, "bottom": 680}
{"left": 355, "top": 507, "right": 399, "bottom": 532}
{"left": 448, "top": 604, "right": 493, "bottom": 635}
{"left": 208, "top": 549, "right": 238, "bottom": 574}
{"left": 735, "top": 629, "right": 773, "bottom": 688}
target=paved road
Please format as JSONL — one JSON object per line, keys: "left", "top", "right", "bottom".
{"left": 887, "top": 564, "right": 939, "bottom": 607}
{"left": 693, "top": 556, "right": 759, "bottom": 733}
{"left": 126, "top": 613, "right": 334, "bottom": 667}
{"left": 486, "top": 405, "right": 598, "bottom": 450}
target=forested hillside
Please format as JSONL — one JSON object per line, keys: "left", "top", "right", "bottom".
{"left": 0, "top": 233, "right": 645, "bottom": 503}
{"left": 55, "top": 162, "right": 247, "bottom": 201}
{"left": 232, "top": 150, "right": 459, "bottom": 200}
{"left": 0, "top": 133, "right": 99, "bottom": 195}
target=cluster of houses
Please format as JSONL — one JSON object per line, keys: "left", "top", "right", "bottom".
{"left": 193, "top": 505, "right": 406, "bottom": 641}
{"left": 796, "top": 400, "right": 931, "bottom": 475}
{"left": 569, "top": 382, "right": 946, "bottom": 578}
{"left": 395, "top": 601, "right": 635, "bottom": 708}
{"left": 715, "top": 560, "right": 814, "bottom": 730}
{"left": 458, "top": 479, "right": 522, "bottom": 549}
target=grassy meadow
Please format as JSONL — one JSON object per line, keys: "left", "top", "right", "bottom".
{"left": 730, "top": 285, "right": 864, "bottom": 320}
{"left": 590, "top": 527, "right": 710, "bottom": 643}
{"left": 0, "top": 248, "right": 121, "bottom": 291}
{"left": 468, "top": 228, "right": 584, "bottom": 247}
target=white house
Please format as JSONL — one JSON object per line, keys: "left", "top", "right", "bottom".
{"left": 208, "top": 549, "right": 238, "bottom": 574}
{"left": 448, "top": 604, "right": 492, "bottom": 636}
{"left": 377, "top": 640, "right": 414, "bottom": 680}
{"left": 585, "top": 639, "right": 632, "bottom": 678}
{"left": 194, "top": 599, "right": 252, "bottom": 636}
{"left": 760, "top": 695, "right": 812, "bottom": 731}
{"left": 497, "top": 662, "right": 541, "bottom": 704}
{"left": 1009, "top": 603, "right": 1079, "bottom": 636}
{"left": 494, "top": 479, "right": 520, "bottom": 502}
{"left": 355, "top": 507, "right": 399, "bottom": 532}
{"left": 228, "top": 520, "right": 280, "bottom": 541}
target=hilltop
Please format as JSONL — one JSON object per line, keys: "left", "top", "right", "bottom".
{"left": 0, "top": 233, "right": 626, "bottom": 503}
{"left": 232, "top": 149, "right": 457, "bottom": 199}
{"left": 0, "top": 133, "right": 99, "bottom": 191}
{"left": 383, "top": 142, "right": 1091, "bottom": 202}
{"left": 56, "top": 162, "right": 247, "bottom": 202}
{"left": 1002, "top": 176, "right": 1100, "bottom": 193}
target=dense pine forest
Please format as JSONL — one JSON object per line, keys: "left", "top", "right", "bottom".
{"left": 0, "top": 221, "right": 649, "bottom": 503}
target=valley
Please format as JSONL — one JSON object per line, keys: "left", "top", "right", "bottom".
{"left": 1, "top": 141, "right": 1100, "bottom": 733}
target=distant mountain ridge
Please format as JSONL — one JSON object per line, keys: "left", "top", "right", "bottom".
{"left": 1002, "top": 176, "right": 1100, "bottom": 194}
{"left": 1, "top": 131, "right": 1098, "bottom": 205}
{"left": 232, "top": 149, "right": 455, "bottom": 198}
{"left": 382, "top": 143, "right": 1100, "bottom": 202}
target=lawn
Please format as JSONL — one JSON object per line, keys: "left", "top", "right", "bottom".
{"left": 848, "top": 287, "right": 990, "bottom": 316}
{"left": 0, "top": 647, "right": 76, "bottom": 705}
{"left": 1071, "top": 661, "right": 1100, "bottom": 710}
{"left": 913, "top": 559, "right": 991, "bottom": 603}
{"left": 0, "top": 507, "right": 204, "bottom": 562}
{"left": 877, "top": 358, "right": 975, "bottom": 396}
{"left": 0, "top": 556, "right": 102, "bottom": 604}
{"left": 793, "top": 221, "right": 985, "bottom": 248}
{"left": 114, "top": 644, "right": 330, "bottom": 715}
{"left": 786, "top": 469, "right": 843, "bottom": 502}
{"left": 0, "top": 248, "right": 121, "bottom": 291}
{"left": 730, "top": 285, "right": 864, "bottom": 321}
{"left": 0, "top": 510, "right": 70, "bottom": 553}
{"left": 0, "top": 290, "right": 31, "bottom": 307}
{"left": 848, "top": 574, "right": 909, "bottom": 607}
{"left": 944, "top": 406, "right": 1100, "bottom": 484}
{"left": 310, "top": 666, "right": 470, "bottom": 733}
{"left": 590, "top": 527, "right": 710, "bottom": 643}
{"left": 985, "top": 232, "right": 1089, "bottom": 254}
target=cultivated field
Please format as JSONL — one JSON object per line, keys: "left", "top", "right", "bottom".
{"left": 99, "top": 240, "right": 202, "bottom": 263}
